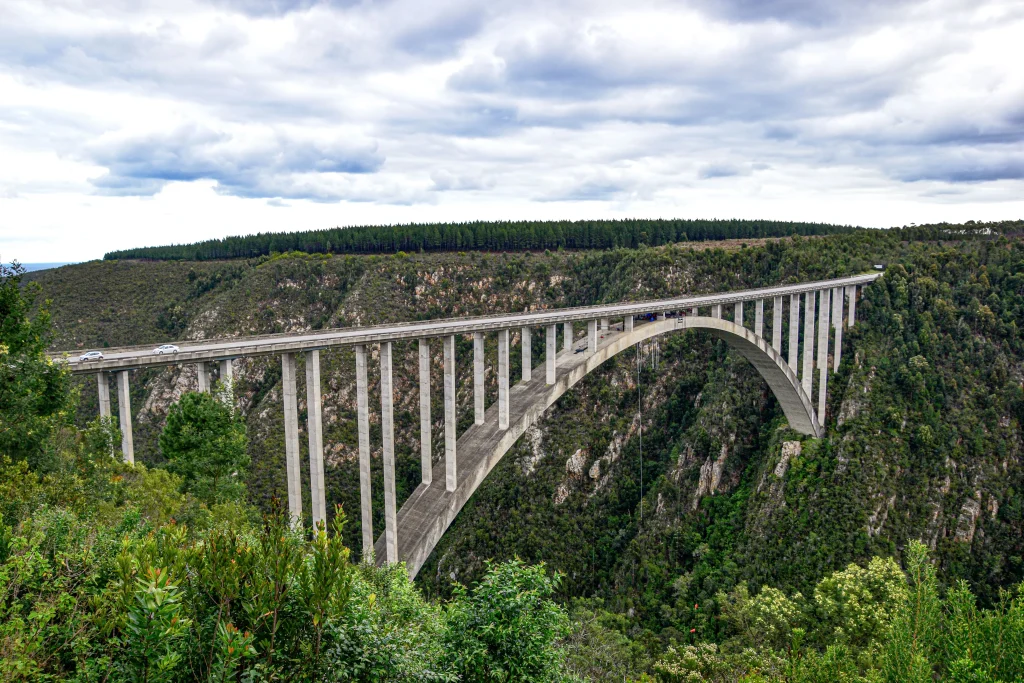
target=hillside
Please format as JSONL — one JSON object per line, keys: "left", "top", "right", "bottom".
{"left": 30, "top": 229, "right": 1024, "bottom": 643}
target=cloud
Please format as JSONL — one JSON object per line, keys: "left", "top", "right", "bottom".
{"left": 86, "top": 125, "right": 384, "bottom": 201}
{"left": 698, "top": 163, "right": 752, "bottom": 180}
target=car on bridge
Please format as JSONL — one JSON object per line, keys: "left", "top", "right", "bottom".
{"left": 153, "top": 344, "right": 180, "bottom": 355}
{"left": 79, "top": 350, "right": 104, "bottom": 362}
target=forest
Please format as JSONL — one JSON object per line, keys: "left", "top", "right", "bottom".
{"left": 102, "top": 218, "right": 855, "bottom": 261}
{"left": 6, "top": 223, "right": 1024, "bottom": 680}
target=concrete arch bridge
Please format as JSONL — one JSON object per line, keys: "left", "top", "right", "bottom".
{"left": 63, "top": 273, "right": 879, "bottom": 578}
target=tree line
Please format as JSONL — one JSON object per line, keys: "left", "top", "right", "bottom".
{"left": 103, "top": 219, "right": 857, "bottom": 261}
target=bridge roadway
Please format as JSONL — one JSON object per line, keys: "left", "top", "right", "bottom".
{"left": 63, "top": 272, "right": 881, "bottom": 576}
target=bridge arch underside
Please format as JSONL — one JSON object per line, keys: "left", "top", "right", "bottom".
{"left": 377, "top": 316, "right": 821, "bottom": 577}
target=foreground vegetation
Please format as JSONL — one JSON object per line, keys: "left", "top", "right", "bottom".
{"left": 9, "top": 221, "right": 1024, "bottom": 680}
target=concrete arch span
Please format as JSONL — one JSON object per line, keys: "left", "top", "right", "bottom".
{"left": 377, "top": 316, "right": 821, "bottom": 577}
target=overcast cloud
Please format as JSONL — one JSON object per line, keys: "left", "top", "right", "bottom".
{"left": 1, "top": 0, "right": 1022, "bottom": 261}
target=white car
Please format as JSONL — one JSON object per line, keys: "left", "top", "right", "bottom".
{"left": 153, "top": 344, "right": 180, "bottom": 355}
{"left": 79, "top": 350, "right": 104, "bottom": 362}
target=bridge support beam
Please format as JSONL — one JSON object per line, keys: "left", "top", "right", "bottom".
{"left": 789, "top": 294, "right": 799, "bottom": 372}
{"left": 817, "top": 289, "right": 830, "bottom": 420}
{"left": 600, "top": 318, "right": 609, "bottom": 331}
{"left": 712, "top": 304, "right": 722, "bottom": 319}
{"left": 772, "top": 297, "right": 783, "bottom": 352}
{"left": 117, "top": 370, "right": 133, "bottom": 464}
{"left": 832, "top": 287, "right": 844, "bottom": 371}
{"left": 521, "top": 328, "right": 531, "bottom": 382}
{"left": 802, "top": 291, "right": 815, "bottom": 396}
{"left": 305, "top": 350, "right": 327, "bottom": 528}
{"left": 498, "top": 329, "right": 509, "bottom": 430}
{"left": 97, "top": 372, "right": 110, "bottom": 418}
{"left": 755, "top": 299, "right": 764, "bottom": 337}
{"left": 380, "top": 341, "right": 398, "bottom": 564}
{"left": 624, "top": 315, "right": 634, "bottom": 332}
{"left": 197, "top": 363, "right": 210, "bottom": 392}
{"left": 355, "top": 344, "right": 373, "bottom": 560}
{"left": 734, "top": 301, "right": 743, "bottom": 327}
{"left": 588, "top": 319, "right": 598, "bottom": 355}
{"left": 474, "top": 332, "right": 485, "bottom": 425}
{"left": 281, "top": 353, "right": 302, "bottom": 528}
{"left": 218, "top": 359, "right": 233, "bottom": 391}
{"left": 546, "top": 325, "right": 556, "bottom": 385}
{"left": 419, "top": 340, "right": 432, "bottom": 485}
{"left": 657, "top": 312, "right": 666, "bottom": 321}
{"left": 847, "top": 285, "right": 857, "bottom": 327}
{"left": 563, "top": 322, "right": 572, "bottom": 352}
{"left": 444, "top": 335, "right": 457, "bottom": 491}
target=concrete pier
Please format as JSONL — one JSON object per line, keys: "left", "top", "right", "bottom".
{"left": 473, "top": 332, "right": 485, "bottom": 425}
{"left": 789, "top": 294, "right": 800, "bottom": 372}
{"left": 281, "top": 353, "right": 302, "bottom": 527}
{"left": 624, "top": 315, "right": 634, "bottom": 332}
{"left": 521, "top": 327, "right": 531, "bottom": 382}
{"left": 817, "top": 289, "right": 830, "bottom": 419}
{"left": 600, "top": 318, "right": 609, "bottom": 331}
{"left": 847, "top": 285, "right": 857, "bottom": 327}
{"left": 734, "top": 302, "right": 744, "bottom": 327}
{"left": 97, "top": 372, "right": 110, "bottom": 417}
{"left": 305, "top": 350, "right": 326, "bottom": 527}
{"left": 546, "top": 325, "right": 556, "bottom": 385}
{"left": 355, "top": 344, "right": 373, "bottom": 560}
{"left": 419, "top": 340, "right": 432, "bottom": 485}
{"left": 563, "top": 322, "right": 572, "bottom": 352}
{"left": 117, "top": 370, "right": 133, "bottom": 463}
{"left": 755, "top": 299, "right": 764, "bottom": 338}
{"left": 772, "top": 297, "right": 783, "bottom": 353}
{"left": 380, "top": 341, "right": 398, "bottom": 564}
{"left": 657, "top": 312, "right": 666, "bottom": 321}
{"left": 444, "top": 335, "right": 457, "bottom": 491}
{"left": 690, "top": 307, "right": 698, "bottom": 317}
{"left": 588, "top": 319, "right": 598, "bottom": 354}
{"left": 197, "top": 363, "right": 210, "bottom": 392}
{"left": 218, "top": 359, "right": 233, "bottom": 389}
{"left": 802, "top": 291, "right": 815, "bottom": 396}
{"left": 498, "top": 329, "right": 509, "bottom": 430}
{"left": 832, "top": 287, "right": 844, "bottom": 371}
{"left": 712, "top": 304, "right": 722, "bottom": 319}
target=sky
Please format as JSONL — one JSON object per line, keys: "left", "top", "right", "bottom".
{"left": 1, "top": 0, "right": 1022, "bottom": 263}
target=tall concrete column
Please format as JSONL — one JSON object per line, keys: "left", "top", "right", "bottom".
{"left": 817, "top": 289, "right": 831, "bottom": 420}
{"left": 847, "top": 285, "right": 857, "bottom": 327}
{"left": 355, "top": 344, "right": 373, "bottom": 560}
{"left": 788, "top": 294, "right": 800, "bottom": 372}
{"left": 380, "top": 341, "right": 398, "bottom": 564}
{"left": 588, "top": 319, "right": 598, "bottom": 355}
{"left": 600, "top": 318, "right": 609, "bottom": 331}
{"left": 197, "top": 362, "right": 210, "bottom": 392}
{"left": 734, "top": 301, "right": 744, "bottom": 327}
{"left": 419, "top": 339, "right": 432, "bottom": 486}
{"left": 563, "top": 322, "right": 573, "bottom": 352}
{"left": 305, "top": 350, "right": 326, "bottom": 528}
{"left": 498, "top": 329, "right": 509, "bottom": 430}
{"left": 755, "top": 299, "right": 764, "bottom": 337}
{"left": 521, "top": 327, "right": 532, "bottom": 382}
{"left": 832, "top": 287, "right": 844, "bottom": 371}
{"left": 473, "top": 332, "right": 485, "bottom": 425}
{"left": 116, "top": 370, "right": 133, "bottom": 464}
{"left": 218, "top": 359, "right": 233, "bottom": 390}
{"left": 97, "top": 372, "right": 111, "bottom": 418}
{"left": 690, "top": 307, "right": 698, "bottom": 317}
{"left": 657, "top": 312, "right": 666, "bottom": 321}
{"left": 545, "top": 325, "right": 556, "bottom": 385}
{"left": 444, "top": 335, "right": 457, "bottom": 491}
{"left": 772, "top": 297, "right": 783, "bottom": 353}
{"left": 712, "top": 304, "right": 722, "bottom": 319}
{"left": 624, "top": 315, "right": 634, "bottom": 332}
{"left": 802, "top": 291, "right": 815, "bottom": 396}
{"left": 281, "top": 353, "right": 302, "bottom": 528}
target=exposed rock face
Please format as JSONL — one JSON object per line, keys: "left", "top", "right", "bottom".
{"left": 955, "top": 498, "right": 983, "bottom": 543}
{"left": 692, "top": 444, "right": 729, "bottom": 510}
{"left": 775, "top": 441, "right": 800, "bottom": 478}
{"left": 520, "top": 425, "right": 545, "bottom": 476}
{"left": 589, "top": 459, "right": 601, "bottom": 480}
{"left": 566, "top": 449, "right": 586, "bottom": 477}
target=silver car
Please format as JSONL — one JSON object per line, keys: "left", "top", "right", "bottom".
{"left": 153, "top": 344, "right": 180, "bottom": 355}
{"left": 79, "top": 350, "right": 104, "bottom": 362}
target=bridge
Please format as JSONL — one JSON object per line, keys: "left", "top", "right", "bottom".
{"left": 61, "top": 272, "right": 880, "bottom": 577}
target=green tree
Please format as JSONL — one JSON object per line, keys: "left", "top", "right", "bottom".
{"left": 159, "top": 391, "right": 248, "bottom": 505}
{"left": 0, "top": 261, "right": 70, "bottom": 469}
{"left": 442, "top": 559, "right": 570, "bottom": 682}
